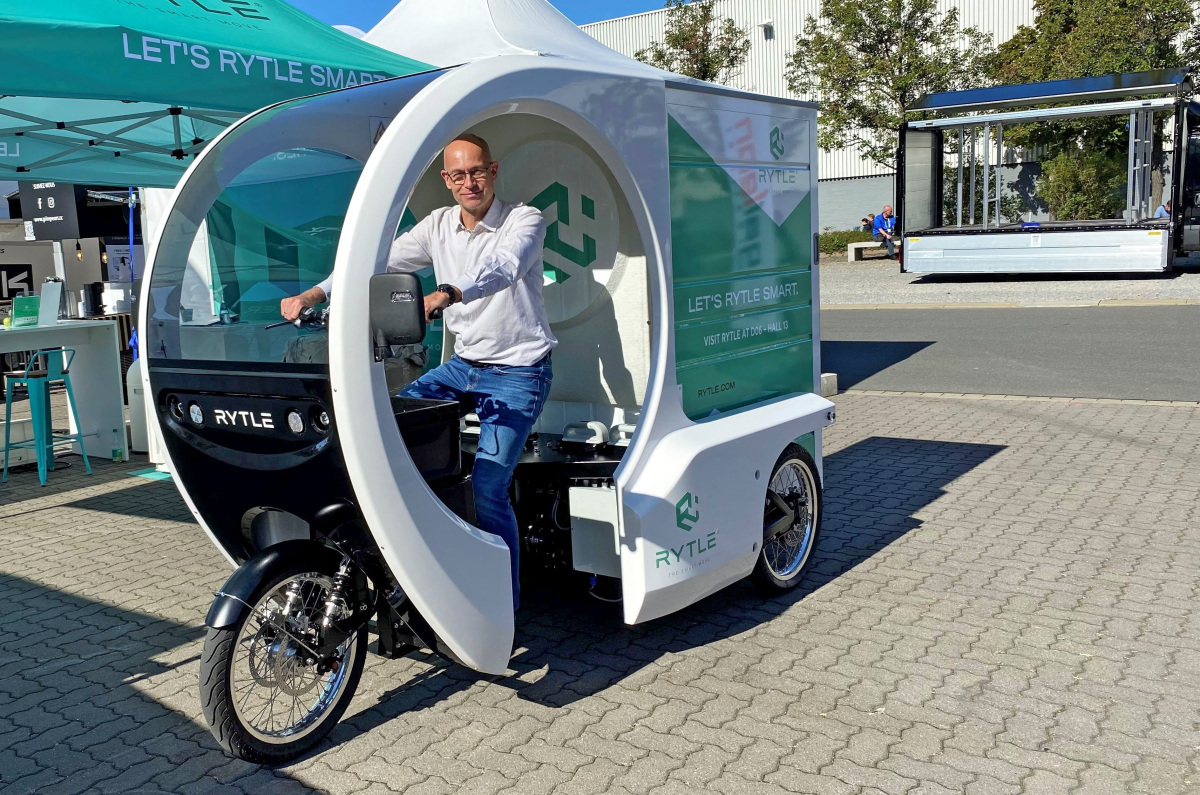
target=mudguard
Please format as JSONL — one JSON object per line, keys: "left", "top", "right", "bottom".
{"left": 206, "top": 540, "right": 346, "bottom": 629}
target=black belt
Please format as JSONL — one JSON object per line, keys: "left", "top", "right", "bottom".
{"left": 459, "top": 352, "right": 551, "bottom": 369}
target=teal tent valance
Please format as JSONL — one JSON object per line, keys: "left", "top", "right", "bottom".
{"left": 0, "top": 0, "right": 431, "bottom": 186}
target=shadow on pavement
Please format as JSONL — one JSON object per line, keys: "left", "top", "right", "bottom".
{"left": 0, "top": 454, "right": 158, "bottom": 509}
{"left": 822, "top": 340, "right": 934, "bottom": 389}
{"left": 336, "top": 435, "right": 1005, "bottom": 726}
{"left": 61, "top": 479, "right": 194, "bottom": 524}
{"left": 1, "top": 434, "right": 1005, "bottom": 776}
{"left": 0, "top": 571, "right": 321, "bottom": 794}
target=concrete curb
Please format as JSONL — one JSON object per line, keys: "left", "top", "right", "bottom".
{"left": 823, "top": 299, "right": 1200, "bottom": 310}
{"left": 839, "top": 389, "right": 1200, "bottom": 407}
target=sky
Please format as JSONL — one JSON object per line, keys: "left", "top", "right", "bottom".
{"left": 286, "top": 0, "right": 662, "bottom": 31}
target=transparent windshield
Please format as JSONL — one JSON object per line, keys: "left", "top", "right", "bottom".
{"left": 146, "top": 69, "right": 443, "bottom": 366}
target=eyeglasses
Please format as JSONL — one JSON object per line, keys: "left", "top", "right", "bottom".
{"left": 444, "top": 165, "right": 494, "bottom": 186}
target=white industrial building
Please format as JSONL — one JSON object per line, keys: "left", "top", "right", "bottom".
{"left": 583, "top": 1, "right": 1039, "bottom": 229}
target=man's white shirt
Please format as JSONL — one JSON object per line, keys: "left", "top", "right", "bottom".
{"left": 319, "top": 199, "right": 557, "bottom": 366}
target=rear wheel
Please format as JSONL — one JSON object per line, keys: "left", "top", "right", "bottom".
{"left": 199, "top": 561, "right": 367, "bottom": 764}
{"left": 752, "top": 444, "right": 822, "bottom": 595}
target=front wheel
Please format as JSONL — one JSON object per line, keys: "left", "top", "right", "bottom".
{"left": 751, "top": 444, "right": 822, "bottom": 595}
{"left": 199, "top": 562, "right": 367, "bottom": 764}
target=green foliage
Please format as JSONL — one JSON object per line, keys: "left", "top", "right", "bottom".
{"left": 819, "top": 230, "right": 875, "bottom": 254}
{"left": 1035, "top": 151, "right": 1127, "bottom": 221}
{"left": 991, "top": 0, "right": 1195, "bottom": 85}
{"left": 784, "top": 0, "right": 993, "bottom": 170}
{"left": 987, "top": 0, "right": 1198, "bottom": 159}
{"left": 634, "top": 0, "right": 751, "bottom": 85}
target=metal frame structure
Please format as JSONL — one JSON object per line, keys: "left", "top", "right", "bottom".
{"left": 906, "top": 97, "right": 1176, "bottom": 230}
{"left": 896, "top": 69, "right": 1192, "bottom": 274}
{"left": 0, "top": 102, "right": 243, "bottom": 179}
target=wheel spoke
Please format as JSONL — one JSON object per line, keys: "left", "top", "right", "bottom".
{"left": 761, "top": 458, "right": 818, "bottom": 582}
{"left": 227, "top": 572, "right": 359, "bottom": 746}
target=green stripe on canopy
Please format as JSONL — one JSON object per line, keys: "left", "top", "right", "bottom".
{"left": 0, "top": 0, "right": 432, "bottom": 186}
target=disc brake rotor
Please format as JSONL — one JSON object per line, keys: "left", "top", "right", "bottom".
{"left": 274, "top": 643, "right": 321, "bottom": 697}
{"left": 246, "top": 629, "right": 279, "bottom": 688}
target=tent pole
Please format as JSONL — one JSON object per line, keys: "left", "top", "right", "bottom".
{"left": 128, "top": 188, "right": 136, "bottom": 284}
{"left": 171, "top": 111, "right": 183, "bottom": 157}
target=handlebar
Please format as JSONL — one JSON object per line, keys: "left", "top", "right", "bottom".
{"left": 266, "top": 306, "right": 329, "bottom": 330}
{"left": 271, "top": 302, "right": 440, "bottom": 332}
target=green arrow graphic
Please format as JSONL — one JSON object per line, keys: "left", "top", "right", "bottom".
{"left": 530, "top": 182, "right": 598, "bottom": 283}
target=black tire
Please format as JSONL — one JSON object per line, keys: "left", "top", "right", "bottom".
{"left": 751, "top": 444, "right": 823, "bottom": 595}
{"left": 199, "top": 560, "right": 367, "bottom": 765}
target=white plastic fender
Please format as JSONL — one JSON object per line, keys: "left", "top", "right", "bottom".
{"left": 329, "top": 57, "right": 671, "bottom": 675}
{"left": 620, "top": 393, "right": 836, "bottom": 625}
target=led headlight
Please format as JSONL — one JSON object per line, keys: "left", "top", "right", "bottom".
{"left": 287, "top": 410, "right": 305, "bottom": 435}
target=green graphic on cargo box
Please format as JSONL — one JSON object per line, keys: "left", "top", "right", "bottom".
{"left": 530, "top": 181, "right": 598, "bottom": 283}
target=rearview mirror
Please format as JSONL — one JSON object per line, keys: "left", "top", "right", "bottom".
{"left": 369, "top": 273, "right": 426, "bottom": 361}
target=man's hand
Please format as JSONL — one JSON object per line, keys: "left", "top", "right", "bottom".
{"left": 280, "top": 287, "right": 325, "bottom": 321}
{"left": 423, "top": 286, "right": 460, "bottom": 321}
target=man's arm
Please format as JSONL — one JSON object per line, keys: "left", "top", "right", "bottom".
{"left": 451, "top": 206, "right": 547, "bottom": 305}
{"left": 281, "top": 216, "right": 435, "bottom": 319}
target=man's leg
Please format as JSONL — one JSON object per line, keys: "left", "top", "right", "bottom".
{"left": 885, "top": 235, "right": 895, "bottom": 258}
{"left": 468, "top": 360, "right": 553, "bottom": 610}
{"left": 396, "top": 356, "right": 471, "bottom": 403}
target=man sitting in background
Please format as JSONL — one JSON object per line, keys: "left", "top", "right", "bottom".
{"left": 872, "top": 206, "right": 897, "bottom": 259}
{"left": 1155, "top": 200, "right": 1171, "bottom": 219}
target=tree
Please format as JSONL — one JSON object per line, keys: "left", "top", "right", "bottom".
{"left": 634, "top": 0, "right": 750, "bottom": 86}
{"left": 1036, "top": 150, "right": 1127, "bottom": 221}
{"left": 784, "top": 0, "right": 993, "bottom": 171}
{"left": 990, "top": 0, "right": 1196, "bottom": 86}
{"left": 988, "top": 0, "right": 1199, "bottom": 207}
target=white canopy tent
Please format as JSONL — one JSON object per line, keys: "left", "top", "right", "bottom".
{"left": 363, "top": 0, "right": 665, "bottom": 73}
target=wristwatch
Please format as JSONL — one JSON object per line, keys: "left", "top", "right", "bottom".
{"left": 436, "top": 284, "right": 459, "bottom": 305}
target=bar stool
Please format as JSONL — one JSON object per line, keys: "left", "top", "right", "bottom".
{"left": 3, "top": 348, "right": 92, "bottom": 486}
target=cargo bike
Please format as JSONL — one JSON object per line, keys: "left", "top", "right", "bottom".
{"left": 141, "top": 0, "right": 835, "bottom": 763}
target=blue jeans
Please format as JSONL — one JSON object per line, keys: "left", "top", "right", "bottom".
{"left": 398, "top": 354, "right": 552, "bottom": 610}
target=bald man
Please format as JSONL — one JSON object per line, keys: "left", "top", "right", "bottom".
{"left": 872, "top": 205, "right": 897, "bottom": 259}
{"left": 281, "top": 134, "right": 556, "bottom": 610}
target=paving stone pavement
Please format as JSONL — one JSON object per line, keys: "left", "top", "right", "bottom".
{"left": 1, "top": 392, "right": 1199, "bottom": 794}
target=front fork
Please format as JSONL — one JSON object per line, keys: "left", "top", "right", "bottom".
{"left": 262, "top": 556, "right": 374, "bottom": 669}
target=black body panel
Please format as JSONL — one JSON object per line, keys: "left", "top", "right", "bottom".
{"left": 149, "top": 366, "right": 469, "bottom": 563}
{"left": 152, "top": 368, "right": 349, "bottom": 562}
